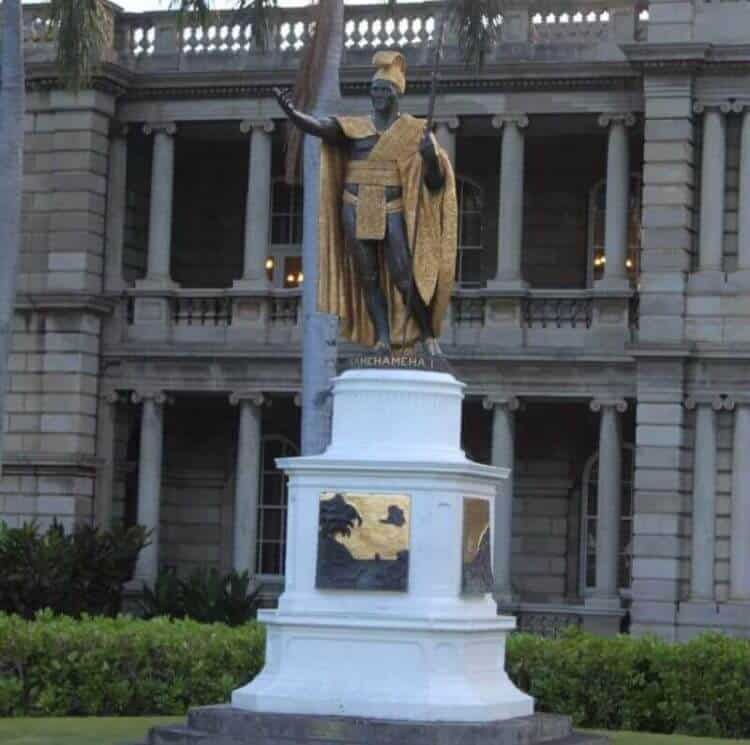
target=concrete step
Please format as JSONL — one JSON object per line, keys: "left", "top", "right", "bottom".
{"left": 147, "top": 724, "right": 244, "bottom": 745}
{"left": 144, "top": 722, "right": 610, "bottom": 745}
{"left": 174, "top": 706, "right": 608, "bottom": 745}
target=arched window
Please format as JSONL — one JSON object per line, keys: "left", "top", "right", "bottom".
{"left": 580, "top": 444, "right": 635, "bottom": 594}
{"left": 587, "top": 175, "right": 642, "bottom": 287}
{"left": 256, "top": 434, "right": 298, "bottom": 577}
{"left": 267, "top": 180, "right": 304, "bottom": 289}
{"left": 456, "top": 176, "right": 484, "bottom": 288}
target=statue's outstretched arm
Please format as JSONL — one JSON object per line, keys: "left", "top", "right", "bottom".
{"left": 273, "top": 87, "right": 347, "bottom": 147}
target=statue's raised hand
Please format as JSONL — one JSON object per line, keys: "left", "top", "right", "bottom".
{"left": 273, "top": 87, "right": 296, "bottom": 118}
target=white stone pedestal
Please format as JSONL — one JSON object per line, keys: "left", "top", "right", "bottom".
{"left": 232, "top": 369, "right": 533, "bottom": 722}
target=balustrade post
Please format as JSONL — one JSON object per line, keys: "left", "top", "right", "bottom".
{"left": 229, "top": 392, "right": 265, "bottom": 577}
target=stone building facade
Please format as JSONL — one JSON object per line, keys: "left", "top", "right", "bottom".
{"left": 3, "top": 0, "right": 750, "bottom": 640}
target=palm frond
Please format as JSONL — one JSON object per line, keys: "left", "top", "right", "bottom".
{"left": 50, "top": 0, "right": 110, "bottom": 91}
{"left": 231, "top": 0, "right": 277, "bottom": 53}
{"left": 446, "top": 0, "right": 503, "bottom": 70}
{"left": 169, "top": 0, "right": 213, "bottom": 32}
{"left": 284, "top": 0, "right": 334, "bottom": 183}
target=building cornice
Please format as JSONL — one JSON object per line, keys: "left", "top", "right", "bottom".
{"left": 15, "top": 292, "right": 117, "bottom": 316}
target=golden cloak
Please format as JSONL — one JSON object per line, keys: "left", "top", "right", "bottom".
{"left": 317, "top": 114, "right": 458, "bottom": 348}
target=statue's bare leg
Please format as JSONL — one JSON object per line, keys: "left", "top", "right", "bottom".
{"left": 384, "top": 211, "right": 441, "bottom": 354}
{"left": 342, "top": 203, "right": 391, "bottom": 351}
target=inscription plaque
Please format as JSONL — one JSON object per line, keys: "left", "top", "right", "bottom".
{"left": 316, "top": 491, "right": 410, "bottom": 591}
{"left": 462, "top": 497, "right": 493, "bottom": 595}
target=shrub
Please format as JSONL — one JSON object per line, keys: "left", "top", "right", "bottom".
{"left": 505, "top": 628, "right": 750, "bottom": 739}
{"left": 0, "top": 612, "right": 264, "bottom": 716}
{"left": 2, "top": 615, "right": 750, "bottom": 734}
{"left": 140, "top": 569, "right": 263, "bottom": 626}
{"left": 0, "top": 521, "right": 148, "bottom": 619}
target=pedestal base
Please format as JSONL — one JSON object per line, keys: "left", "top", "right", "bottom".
{"left": 232, "top": 610, "right": 531, "bottom": 722}
{"left": 145, "top": 707, "right": 609, "bottom": 745}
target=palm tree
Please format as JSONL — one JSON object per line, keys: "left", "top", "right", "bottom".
{"left": 286, "top": 0, "right": 344, "bottom": 455}
{"left": 0, "top": 0, "right": 26, "bottom": 476}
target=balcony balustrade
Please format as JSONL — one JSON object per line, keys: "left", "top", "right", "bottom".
{"left": 446, "top": 288, "right": 636, "bottom": 351}
{"left": 22, "top": 0, "right": 650, "bottom": 72}
{"left": 120, "top": 287, "right": 302, "bottom": 345}
{"left": 117, "top": 285, "right": 636, "bottom": 352}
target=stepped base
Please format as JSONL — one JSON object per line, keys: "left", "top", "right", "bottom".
{"left": 145, "top": 706, "right": 609, "bottom": 745}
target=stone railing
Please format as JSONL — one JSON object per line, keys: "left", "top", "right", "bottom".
{"left": 119, "top": 286, "right": 635, "bottom": 350}
{"left": 522, "top": 292, "right": 593, "bottom": 329}
{"left": 21, "top": 0, "right": 649, "bottom": 69}
{"left": 445, "top": 287, "right": 637, "bottom": 350}
{"left": 121, "top": 288, "right": 301, "bottom": 345}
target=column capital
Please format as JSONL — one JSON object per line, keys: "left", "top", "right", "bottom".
{"left": 482, "top": 395, "right": 520, "bottom": 412}
{"left": 143, "top": 121, "right": 177, "bottom": 137}
{"left": 590, "top": 398, "right": 627, "bottom": 413}
{"left": 684, "top": 394, "right": 725, "bottom": 411}
{"left": 101, "top": 390, "right": 124, "bottom": 405}
{"left": 109, "top": 121, "right": 129, "bottom": 139}
{"left": 131, "top": 390, "right": 172, "bottom": 406}
{"left": 432, "top": 116, "right": 460, "bottom": 132}
{"left": 229, "top": 391, "right": 266, "bottom": 407}
{"left": 597, "top": 112, "right": 636, "bottom": 128}
{"left": 722, "top": 394, "right": 750, "bottom": 410}
{"left": 240, "top": 119, "right": 276, "bottom": 135}
{"left": 491, "top": 113, "right": 529, "bottom": 130}
{"left": 693, "top": 101, "right": 738, "bottom": 115}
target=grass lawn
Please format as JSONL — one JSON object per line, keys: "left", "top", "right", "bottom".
{"left": 1, "top": 719, "right": 750, "bottom": 745}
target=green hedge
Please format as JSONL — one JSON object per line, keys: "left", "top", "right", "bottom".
{"left": 0, "top": 612, "right": 264, "bottom": 716}
{"left": 2, "top": 615, "right": 750, "bottom": 739}
{"left": 507, "top": 629, "right": 750, "bottom": 739}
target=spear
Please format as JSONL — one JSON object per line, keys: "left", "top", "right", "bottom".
{"left": 401, "top": 6, "right": 448, "bottom": 352}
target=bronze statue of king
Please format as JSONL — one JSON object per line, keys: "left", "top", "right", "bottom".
{"left": 274, "top": 51, "right": 457, "bottom": 355}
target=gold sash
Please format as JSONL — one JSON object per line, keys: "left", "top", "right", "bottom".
{"left": 345, "top": 161, "right": 402, "bottom": 240}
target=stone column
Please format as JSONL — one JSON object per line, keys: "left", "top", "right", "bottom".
{"left": 730, "top": 398, "right": 750, "bottom": 600}
{"left": 483, "top": 395, "right": 519, "bottom": 606}
{"left": 433, "top": 117, "right": 459, "bottom": 167}
{"left": 737, "top": 107, "right": 750, "bottom": 276}
{"left": 104, "top": 124, "right": 128, "bottom": 293}
{"left": 695, "top": 104, "right": 727, "bottom": 278}
{"left": 685, "top": 396, "right": 723, "bottom": 601}
{"left": 597, "top": 113, "right": 635, "bottom": 289}
{"left": 131, "top": 391, "right": 168, "bottom": 587}
{"left": 139, "top": 122, "right": 178, "bottom": 288}
{"left": 489, "top": 114, "right": 529, "bottom": 289}
{"left": 94, "top": 391, "right": 121, "bottom": 531}
{"left": 589, "top": 398, "right": 627, "bottom": 606}
{"left": 229, "top": 392, "right": 265, "bottom": 576}
{"left": 235, "top": 120, "right": 275, "bottom": 290}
